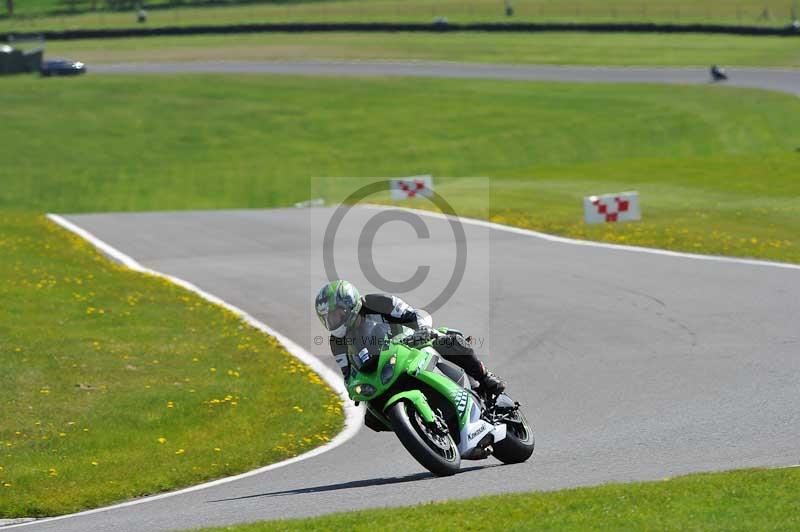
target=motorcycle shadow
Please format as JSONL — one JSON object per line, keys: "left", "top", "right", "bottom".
{"left": 208, "top": 464, "right": 500, "bottom": 503}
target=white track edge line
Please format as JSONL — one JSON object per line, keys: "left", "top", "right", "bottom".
{"left": 1, "top": 214, "right": 363, "bottom": 530}
{"left": 362, "top": 204, "right": 800, "bottom": 271}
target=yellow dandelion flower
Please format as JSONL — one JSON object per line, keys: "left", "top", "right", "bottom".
{"left": 167, "top": 401, "right": 174, "bottom": 408}
{"left": 210, "top": 368, "right": 217, "bottom": 373}
{"left": 91, "top": 461, "right": 98, "bottom": 466}
{"left": 292, "top": 406, "right": 304, "bottom": 413}
{"left": 214, "top": 447, "right": 221, "bottom": 452}
{"left": 48, "top": 468, "right": 58, "bottom": 477}
{"left": 175, "top": 449, "right": 185, "bottom": 455}
{"left": 59, "top": 432, "right": 66, "bottom": 437}
{"left": 157, "top": 436, "right": 167, "bottom": 444}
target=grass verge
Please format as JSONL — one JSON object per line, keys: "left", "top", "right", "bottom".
{"left": 42, "top": 32, "right": 800, "bottom": 67}
{"left": 191, "top": 466, "right": 800, "bottom": 531}
{"left": 0, "top": 213, "right": 344, "bottom": 517}
{"left": 3, "top": 0, "right": 797, "bottom": 31}
{"left": 1, "top": 75, "right": 798, "bottom": 263}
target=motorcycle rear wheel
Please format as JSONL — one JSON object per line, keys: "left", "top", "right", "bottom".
{"left": 387, "top": 401, "right": 461, "bottom": 477}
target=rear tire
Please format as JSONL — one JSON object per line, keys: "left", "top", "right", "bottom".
{"left": 387, "top": 401, "right": 460, "bottom": 477}
{"left": 493, "top": 407, "right": 535, "bottom": 464}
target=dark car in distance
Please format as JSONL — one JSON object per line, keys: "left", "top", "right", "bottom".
{"left": 40, "top": 59, "right": 86, "bottom": 77}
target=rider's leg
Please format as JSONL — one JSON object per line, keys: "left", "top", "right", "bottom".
{"left": 433, "top": 330, "right": 506, "bottom": 395}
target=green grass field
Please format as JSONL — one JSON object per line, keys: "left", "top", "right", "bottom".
{"left": 44, "top": 32, "right": 800, "bottom": 67}
{"left": 1, "top": 75, "right": 798, "bottom": 263}
{"left": 0, "top": 213, "right": 344, "bottom": 517}
{"left": 192, "top": 467, "right": 800, "bottom": 531}
{"left": 3, "top": 0, "right": 798, "bottom": 30}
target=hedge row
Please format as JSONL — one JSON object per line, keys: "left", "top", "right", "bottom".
{"left": 5, "top": 21, "right": 800, "bottom": 41}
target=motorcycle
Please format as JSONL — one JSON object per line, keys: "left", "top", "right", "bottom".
{"left": 346, "top": 325, "right": 535, "bottom": 476}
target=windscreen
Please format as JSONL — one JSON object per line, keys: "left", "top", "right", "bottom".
{"left": 349, "top": 317, "right": 391, "bottom": 369}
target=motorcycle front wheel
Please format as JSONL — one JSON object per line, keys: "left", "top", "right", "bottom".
{"left": 387, "top": 401, "right": 461, "bottom": 477}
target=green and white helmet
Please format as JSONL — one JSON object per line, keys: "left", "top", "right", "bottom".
{"left": 315, "top": 280, "right": 362, "bottom": 338}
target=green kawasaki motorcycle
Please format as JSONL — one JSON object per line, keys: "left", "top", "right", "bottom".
{"left": 347, "top": 324, "right": 535, "bottom": 476}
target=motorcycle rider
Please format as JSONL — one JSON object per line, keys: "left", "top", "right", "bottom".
{"left": 314, "top": 280, "right": 507, "bottom": 426}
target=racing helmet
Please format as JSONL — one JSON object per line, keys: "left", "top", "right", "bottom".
{"left": 315, "top": 280, "right": 362, "bottom": 337}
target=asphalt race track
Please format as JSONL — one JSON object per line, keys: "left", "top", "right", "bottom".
{"left": 91, "top": 61, "right": 800, "bottom": 96}
{"left": 16, "top": 206, "right": 799, "bottom": 531}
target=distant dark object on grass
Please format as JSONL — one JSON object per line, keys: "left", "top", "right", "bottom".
{"left": 40, "top": 58, "right": 86, "bottom": 76}
{"left": 710, "top": 65, "right": 728, "bottom": 82}
{"left": 137, "top": 9, "right": 147, "bottom": 24}
{"left": 0, "top": 43, "right": 43, "bottom": 75}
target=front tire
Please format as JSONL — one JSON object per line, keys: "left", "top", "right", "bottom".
{"left": 387, "top": 401, "right": 460, "bottom": 477}
{"left": 493, "top": 407, "right": 535, "bottom": 464}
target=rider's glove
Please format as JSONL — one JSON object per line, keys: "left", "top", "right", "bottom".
{"left": 402, "top": 326, "right": 441, "bottom": 346}
{"left": 425, "top": 327, "right": 442, "bottom": 341}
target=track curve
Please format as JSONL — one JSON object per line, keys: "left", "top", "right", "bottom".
{"left": 13, "top": 206, "right": 798, "bottom": 531}
{"left": 91, "top": 60, "right": 800, "bottom": 96}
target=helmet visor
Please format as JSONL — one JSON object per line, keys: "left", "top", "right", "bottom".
{"left": 323, "top": 307, "right": 347, "bottom": 332}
